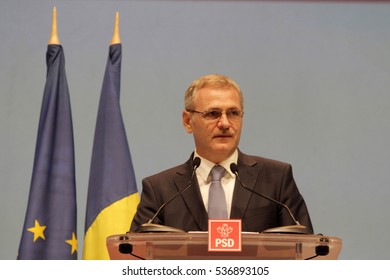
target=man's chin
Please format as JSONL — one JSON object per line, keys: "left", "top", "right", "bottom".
{"left": 213, "top": 144, "right": 235, "bottom": 155}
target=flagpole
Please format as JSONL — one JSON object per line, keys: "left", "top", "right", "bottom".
{"left": 48, "top": 7, "right": 60, "bottom": 45}
{"left": 111, "top": 11, "right": 121, "bottom": 45}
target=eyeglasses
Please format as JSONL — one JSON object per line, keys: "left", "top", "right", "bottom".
{"left": 187, "top": 108, "right": 243, "bottom": 121}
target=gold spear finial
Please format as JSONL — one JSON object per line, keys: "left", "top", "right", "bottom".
{"left": 110, "top": 11, "right": 121, "bottom": 45}
{"left": 48, "top": 7, "right": 60, "bottom": 45}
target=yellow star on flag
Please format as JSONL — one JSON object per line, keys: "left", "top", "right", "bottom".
{"left": 27, "top": 219, "right": 46, "bottom": 242}
{"left": 66, "top": 232, "right": 78, "bottom": 254}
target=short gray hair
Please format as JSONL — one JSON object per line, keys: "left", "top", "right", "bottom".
{"left": 184, "top": 74, "right": 243, "bottom": 110}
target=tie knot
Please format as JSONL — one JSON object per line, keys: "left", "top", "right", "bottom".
{"left": 210, "top": 165, "right": 225, "bottom": 181}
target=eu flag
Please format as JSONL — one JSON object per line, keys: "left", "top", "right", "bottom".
{"left": 18, "top": 45, "right": 77, "bottom": 259}
{"left": 83, "top": 43, "right": 139, "bottom": 259}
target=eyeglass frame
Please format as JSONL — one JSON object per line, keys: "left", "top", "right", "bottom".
{"left": 186, "top": 108, "right": 244, "bottom": 121}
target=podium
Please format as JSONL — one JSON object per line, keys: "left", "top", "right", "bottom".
{"left": 106, "top": 232, "right": 342, "bottom": 260}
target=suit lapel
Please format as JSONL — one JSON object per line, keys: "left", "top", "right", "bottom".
{"left": 174, "top": 159, "right": 209, "bottom": 231}
{"left": 230, "top": 152, "right": 260, "bottom": 219}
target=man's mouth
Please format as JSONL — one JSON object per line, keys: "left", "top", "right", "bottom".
{"left": 213, "top": 134, "right": 232, "bottom": 139}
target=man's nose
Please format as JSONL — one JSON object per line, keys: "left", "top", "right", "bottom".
{"left": 217, "top": 113, "right": 231, "bottom": 128}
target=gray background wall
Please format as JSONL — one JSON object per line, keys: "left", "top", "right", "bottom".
{"left": 1, "top": 0, "right": 390, "bottom": 260}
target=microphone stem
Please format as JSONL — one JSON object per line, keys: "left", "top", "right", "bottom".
{"left": 147, "top": 180, "right": 193, "bottom": 223}
{"left": 235, "top": 172, "right": 300, "bottom": 226}
{"left": 147, "top": 163, "right": 199, "bottom": 224}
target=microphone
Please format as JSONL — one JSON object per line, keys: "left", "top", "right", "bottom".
{"left": 230, "top": 163, "right": 311, "bottom": 234}
{"left": 135, "top": 157, "right": 201, "bottom": 233}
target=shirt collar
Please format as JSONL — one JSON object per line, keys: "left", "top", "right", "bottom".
{"left": 193, "top": 149, "right": 238, "bottom": 182}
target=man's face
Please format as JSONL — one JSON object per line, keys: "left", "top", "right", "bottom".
{"left": 182, "top": 87, "right": 243, "bottom": 164}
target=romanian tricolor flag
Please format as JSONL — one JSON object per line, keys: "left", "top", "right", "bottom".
{"left": 83, "top": 13, "right": 139, "bottom": 260}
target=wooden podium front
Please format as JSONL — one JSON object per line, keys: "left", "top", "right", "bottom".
{"left": 106, "top": 232, "right": 342, "bottom": 260}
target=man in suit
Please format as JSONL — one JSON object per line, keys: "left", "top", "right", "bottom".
{"left": 130, "top": 74, "right": 313, "bottom": 233}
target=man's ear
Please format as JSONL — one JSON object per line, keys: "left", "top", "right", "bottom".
{"left": 182, "top": 110, "right": 193, "bottom": 134}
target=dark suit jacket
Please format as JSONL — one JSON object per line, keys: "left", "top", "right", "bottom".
{"left": 130, "top": 151, "right": 313, "bottom": 233}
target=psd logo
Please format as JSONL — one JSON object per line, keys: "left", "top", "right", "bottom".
{"left": 208, "top": 219, "right": 242, "bottom": 252}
